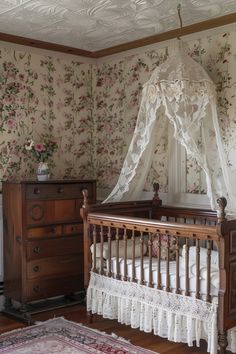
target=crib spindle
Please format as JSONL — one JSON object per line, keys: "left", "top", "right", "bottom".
{"left": 92, "top": 224, "right": 97, "bottom": 273}
{"left": 107, "top": 226, "right": 112, "bottom": 277}
{"left": 157, "top": 233, "right": 161, "bottom": 290}
{"left": 175, "top": 237, "right": 180, "bottom": 294}
{"left": 166, "top": 234, "right": 170, "bottom": 292}
{"left": 115, "top": 227, "right": 120, "bottom": 280}
{"left": 206, "top": 239, "right": 212, "bottom": 302}
{"left": 131, "top": 230, "right": 136, "bottom": 282}
{"left": 140, "top": 231, "right": 144, "bottom": 285}
{"left": 99, "top": 225, "right": 104, "bottom": 275}
{"left": 148, "top": 233, "right": 153, "bottom": 287}
{"left": 185, "top": 238, "right": 190, "bottom": 296}
{"left": 195, "top": 239, "right": 200, "bottom": 299}
{"left": 123, "top": 229, "right": 128, "bottom": 281}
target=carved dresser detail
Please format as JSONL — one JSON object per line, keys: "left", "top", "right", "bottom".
{"left": 2, "top": 179, "right": 96, "bottom": 320}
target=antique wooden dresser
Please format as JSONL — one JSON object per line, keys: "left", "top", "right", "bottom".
{"left": 2, "top": 179, "right": 96, "bottom": 319}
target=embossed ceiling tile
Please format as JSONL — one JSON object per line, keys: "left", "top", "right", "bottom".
{"left": 218, "top": 1, "right": 236, "bottom": 16}
{"left": 51, "top": 0, "right": 89, "bottom": 12}
{"left": 8, "top": 0, "right": 68, "bottom": 23}
{"left": 0, "top": 0, "right": 30, "bottom": 14}
{"left": 1, "top": 0, "right": 236, "bottom": 51}
{"left": 25, "top": 26, "right": 90, "bottom": 51}
{"left": 0, "top": 1, "right": 67, "bottom": 35}
{"left": 0, "top": 15, "right": 58, "bottom": 37}
{"left": 63, "top": 12, "right": 97, "bottom": 29}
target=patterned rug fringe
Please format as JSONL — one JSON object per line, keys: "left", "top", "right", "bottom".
{"left": 0, "top": 316, "right": 157, "bottom": 354}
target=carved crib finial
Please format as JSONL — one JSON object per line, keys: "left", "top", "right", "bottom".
{"left": 80, "top": 189, "right": 89, "bottom": 220}
{"left": 153, "top": 182, "right": 162, "bottom": 206}
{"left": 217, "top": 197, "right": 227, "bottom": 223}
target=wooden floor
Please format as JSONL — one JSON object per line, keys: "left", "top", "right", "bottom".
{"left": 0, "top": 303, "right": 219, "bottom": 354}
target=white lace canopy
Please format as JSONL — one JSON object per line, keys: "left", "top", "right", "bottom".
{"left": 104, "top": 40, "right": 236, "bottom": 215}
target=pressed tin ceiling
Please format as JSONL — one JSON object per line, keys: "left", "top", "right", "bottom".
{"left": 1, "top": 0, "right": 236, "bottom": 53}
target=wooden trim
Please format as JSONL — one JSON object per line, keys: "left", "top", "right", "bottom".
{"left": 93, "top": 12, "right": 236, "bottom": 58}
{"left": 0, "top": 32, "right": 92, "bottom": 58}
{"left": 0, "top": 12, "right": 236, "bottom": 58}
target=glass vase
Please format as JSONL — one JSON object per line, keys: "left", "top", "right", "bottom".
{"left": 37, "top": 162, "right": 50, "bottom": 181}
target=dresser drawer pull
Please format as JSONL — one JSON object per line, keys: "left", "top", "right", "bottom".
{"left": 33, "top": 265, "right": 40, "bottom": 272}
{"left": 57, "top": 187, "right": 64, "bottom": 193}
{"left": 50, "top": 228, "right": 56, "bottom": 233}
{"left": 15, "top": 235, "right": 21, "bottom": 243}
{"left": 33, "top": 285, "right": 40, "bottom": 292}
{"left": 33, "top": 246, "right": 41, "bottom": 254}
{"left": 34, "top": 188, "right": 40, "bottom": 194}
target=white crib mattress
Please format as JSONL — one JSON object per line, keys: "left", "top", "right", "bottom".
{"left": 108, "top": 256, "right": 219, "bottom": 297}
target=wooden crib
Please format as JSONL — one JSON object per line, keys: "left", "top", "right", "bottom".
{"left": 80, "top": 186, "right": 236, "bottom": 354}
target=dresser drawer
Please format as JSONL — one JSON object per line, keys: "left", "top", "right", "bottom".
{"left": 63, "top": 223, "right": 83, "bottom": 235}
{"left": 25, "top": 182, "right": 94, "bottom": 200}
{"left": 25, "top": 275, "right": 83, "bottom": 301}
{"left": 26, "top": 236, "right": 83, "bottom": 260}
{"left": 27, "top": 255, "right": 83, "bottom": 280}
{"left": 26, "top": 199, "right": 81, "bottom": 225}
{"left": 27, "top": 225, "right": 62, "bottom": 239}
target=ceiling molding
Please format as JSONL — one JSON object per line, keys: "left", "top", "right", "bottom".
{"left": 0, "top": 32, "right": 92, "bottom": 58}
{"left": 0, "top": 12, "right": 236, "bottom": 59}
{"left": 92, "top": 12, "right": 236, "bottom": 58}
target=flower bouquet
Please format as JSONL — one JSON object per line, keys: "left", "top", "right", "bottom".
{"left": 25, "top": 137, "right": 58, "bottom": 180}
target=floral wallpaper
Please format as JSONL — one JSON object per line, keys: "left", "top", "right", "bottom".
{"left": 185, "top": 32, "right": 236, "bottom": 194}
{"left": 93, "top": 31, "right": 236, "bottom": 199}
{"left": 1, "top": 28, "right": 236, "bottom": 200}
{"left": 0, "top": 48, "right": 94, "bottom": 183}
{"left": 93, "top": 49, "right": 169, "bottom": 198}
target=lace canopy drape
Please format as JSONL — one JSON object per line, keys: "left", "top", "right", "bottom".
{"left": 103, "top": 40, "right": 236, "bottom": 215}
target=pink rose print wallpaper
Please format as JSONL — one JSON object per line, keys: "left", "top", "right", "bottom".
{"left": 1, "top": 29, "right": 236, "bottom": 200}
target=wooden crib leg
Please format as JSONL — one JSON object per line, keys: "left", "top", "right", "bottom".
{"left": 218, "top": 331, "right": 228, "bottom": 354}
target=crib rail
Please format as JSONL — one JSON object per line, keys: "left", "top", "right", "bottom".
{"left": 87, "top": 212, "right": 219, "bottom": 302}
{"left": 81, "top": 189, "right": 236, "bottom": 354}
{"left": 153, "top": 205, "right": 218, "bottom": 225}
{"left": 88, "top": 213, "right": 218, "bottom": 239}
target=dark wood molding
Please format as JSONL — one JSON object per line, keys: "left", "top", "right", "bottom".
{"left": 93, "top": 12, "right": 236, "bottom": 58}
{"left": 1, "top": 12, "right": 236, "bottom": 59}
{"left": 0, "top": 32, "right": 92, "bottom": 58}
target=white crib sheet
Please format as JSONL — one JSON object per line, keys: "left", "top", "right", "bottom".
{"left": 108, "top": 256, "right": 219, "bottom": 297}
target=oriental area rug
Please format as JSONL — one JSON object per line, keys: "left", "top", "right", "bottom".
{"left": 0, "top": 317, "right": 157, "bottom": 354}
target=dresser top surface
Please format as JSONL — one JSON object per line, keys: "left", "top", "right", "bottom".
{"left": 2, "top": 179, "right": 96, "bottom": 185}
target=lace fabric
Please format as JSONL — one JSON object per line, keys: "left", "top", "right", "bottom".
{"left": 103, "top": 40, "right": 236, "bottom": 216}
{"left": 87, "top": 272, "right": 236, "bottom": 354}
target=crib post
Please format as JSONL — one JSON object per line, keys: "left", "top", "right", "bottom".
{"left": 216, "top": 197, "right": 227, "bottom": 223}
{"left": 152, "top": 182, "right": 161, "bottom": 206}
{"left": 218, "top": 331, "right": 227, "bottom": 354}
{"left": 80, "top": 189, "right": 91, "bottom": 289}
{"left": 217, "top": 197, "right": 228, "bottom": 354}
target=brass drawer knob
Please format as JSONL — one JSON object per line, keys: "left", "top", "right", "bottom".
{"left": 34, "top": 188, "right": 40, "bottom": 194}
{"left": 33, "top": 246, "right": 41, "bottom": 254}
{"left": 33, "top": 285, "right": 40, "bottom": 292}
{"left": 33, "top": 265, "right": 40, "bottom": 272}
{"left": 57, "top": 187, "right": 64, "bottom": 193}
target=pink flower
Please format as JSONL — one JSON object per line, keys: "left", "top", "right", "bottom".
{"left": 35, "top": 143, "right": 46, "bottom": 152}
{"left": 6, "top": 119, "right": 16, "bottom": 129}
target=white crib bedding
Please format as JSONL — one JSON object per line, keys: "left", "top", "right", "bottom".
{"left": 88, "top": 269, "right": 236, "bottom": 354}
{"left": 89, "top": 245, "right": 236, "bottom": 353}
{"left": 108, "top": 256, "right": 219, "bottom": 297}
